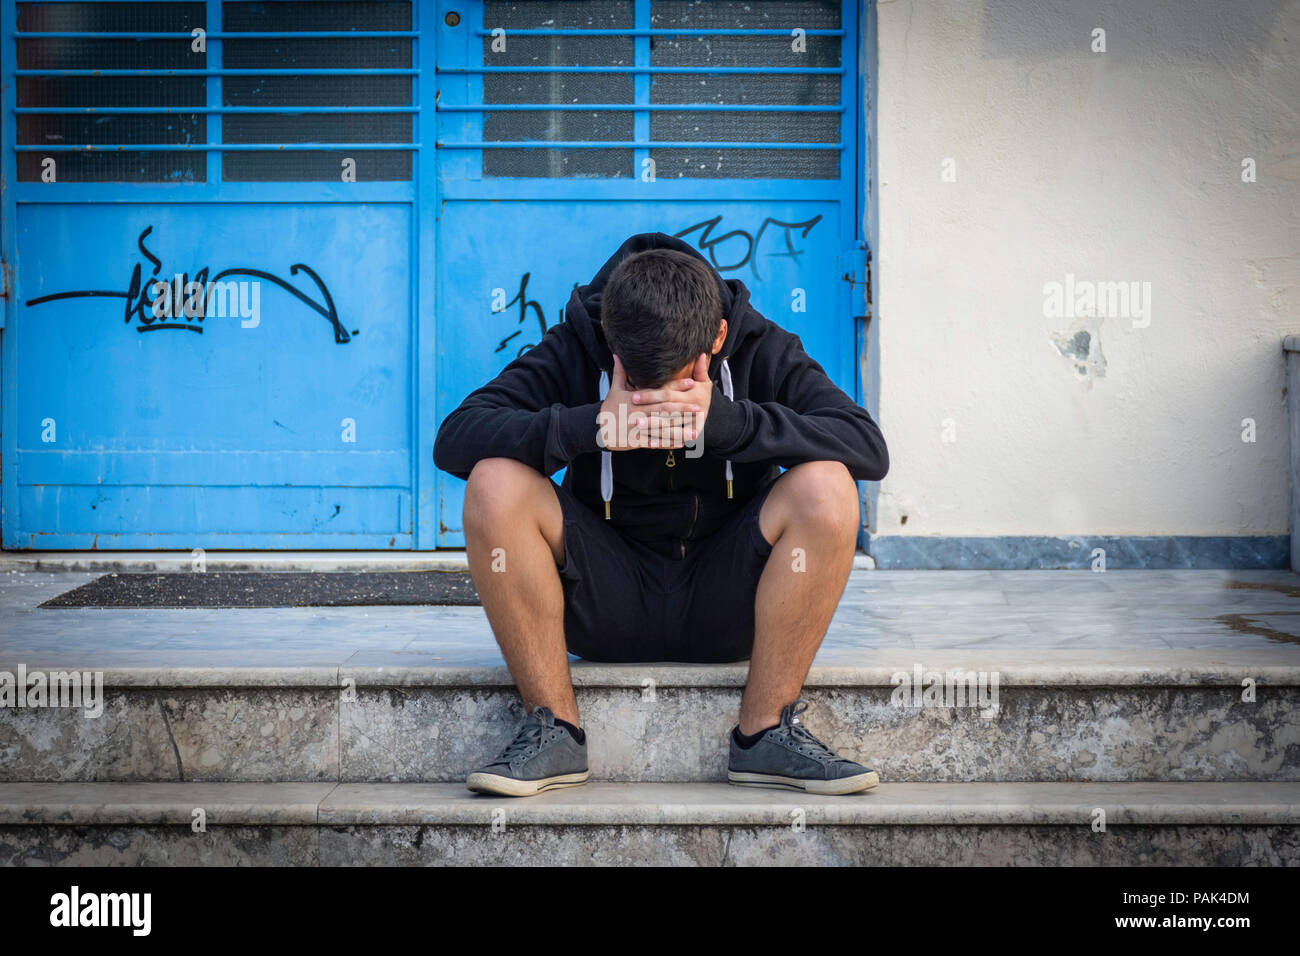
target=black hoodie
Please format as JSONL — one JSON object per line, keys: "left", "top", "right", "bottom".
{"left": 433, "top": 232, "right": 889, "bottom": 558}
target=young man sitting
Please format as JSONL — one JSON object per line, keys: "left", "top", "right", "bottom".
{"left": 433, "top": 232, "right": 889, "bottom": 796}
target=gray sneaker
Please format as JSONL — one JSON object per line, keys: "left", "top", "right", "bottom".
{"left": 466, "top": 706, "right": 589, "bottom": 797}
{"left": 728, "top": 699, "right": 879, "bottom": 795}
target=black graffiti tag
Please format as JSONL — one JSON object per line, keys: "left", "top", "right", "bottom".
{"left": 493, "top": 272, "right": 548, "bottom": 357}
{"left": 492, "top": 274, "right": 580, "bottom": 358}
{"left": 673, "top": 214, "right": 823, "bottom": 281}
{"left": 484, "top": 215, "right": 823, "bottom": 361}
{"left": 24, "top": 225, "right": 356, "bottom": 343}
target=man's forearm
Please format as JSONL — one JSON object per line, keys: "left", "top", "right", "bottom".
{"left": 700, "top": 391, "right": 889, "bottom": 481}
{"left": 434, "top": 401, "right": 604, "bottom": 479}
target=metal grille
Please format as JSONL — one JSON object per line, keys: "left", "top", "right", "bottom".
{"left": 221, "top": 1, "right": 415, "bottom": 182}
{"left": 653, "top": 0, "right": 840, "bottom": 30}
{"left": 446, "top": 0, "right": 844, "bottom": 180}
{"left": 15, "top": 2, "right": 207, "bottom": 182}
{"left": 480, "top": 1, "right": 634, "bottom": 178}
{"left": 649, "top": 0, "right": 841, "bottom": 179}
{"left": 649, "top": 83, "right": 841, "bottom": 181}
{"left": 12, "top": 0, "right": 416, "bottom": 184}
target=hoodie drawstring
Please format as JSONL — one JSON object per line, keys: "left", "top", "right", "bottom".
{"left": 720, "top": 357, "right": 734, "bottom": 499}
{"left": 599, "top": 370, "right": 613, "bottom": 518}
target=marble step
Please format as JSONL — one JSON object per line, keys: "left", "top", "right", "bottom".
{"left": 1, "top": 781, "right": 1296, "bottom": 866}
{"left": 2, "top": 650, "right": 1297, "bottom": 784}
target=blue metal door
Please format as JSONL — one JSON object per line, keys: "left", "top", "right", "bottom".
{"left": 433, "top": 0, "right": 863, "bottom": 546}
{"left": 1, "top": 0, "right": 429, "bottom": 549}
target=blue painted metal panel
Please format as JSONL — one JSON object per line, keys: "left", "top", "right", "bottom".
{"left": 9, "top": 202, "right": 414, "bottom": 548}
{"left": 433, "top": 200, "right": 846, "bottom": 545}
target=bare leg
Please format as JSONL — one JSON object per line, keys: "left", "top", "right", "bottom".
{"left": 738, "top": 461, "right": 860, "bottom": 735}
{"left": 462, "top": 457, "right": 579, "bottom": 726}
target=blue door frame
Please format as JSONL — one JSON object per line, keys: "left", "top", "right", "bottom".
{"left": 0, "top": 0, "right": 867, "bottom": 550}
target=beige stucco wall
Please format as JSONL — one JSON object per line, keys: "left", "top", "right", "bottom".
{"left": 869, "top": 0, "right": 1300, "bottom": 537}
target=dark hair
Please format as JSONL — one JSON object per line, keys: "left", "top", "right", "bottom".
{"left": 601, "top": 248, "right": 723, "bottom": 388}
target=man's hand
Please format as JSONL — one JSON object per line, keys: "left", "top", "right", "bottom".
{"left": 629, "top": 353, "right": 713, "bottom": 450}
{"left": 598, "top": 354, "right": 706, "bottom": 451}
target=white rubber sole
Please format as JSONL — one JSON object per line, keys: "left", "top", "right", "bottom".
{"left": 465, "top": 770, "right": 590, "bottom": 797}
{"left": 728, "top": 769, "right": 880, "bottom": 795}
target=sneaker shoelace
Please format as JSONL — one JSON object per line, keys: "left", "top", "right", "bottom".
{"left": 782, "top": 699, "right": 853, "bottom": 766}
{"left": 495, "top": 708, "right": 552, "bottom": 764}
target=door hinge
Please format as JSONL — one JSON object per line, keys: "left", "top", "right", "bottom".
{"left": 842, "top": 242, "right": 871, "bottom": 321}
{"left": 0, "top": 258, "right": 9, "bottom": 328}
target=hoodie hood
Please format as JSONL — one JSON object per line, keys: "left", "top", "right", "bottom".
{"left": 563, "top": 232, "right": 761, "bottom": 382}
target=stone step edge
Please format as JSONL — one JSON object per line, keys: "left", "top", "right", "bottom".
{"left": 2, "top": 781, "right": 1297, "bottom": 827}
{"left": 0, "top": 550, "right": 873, "bottom": 573}
{"left": 2, "top": 657, "right": 1297, "bottom": 689}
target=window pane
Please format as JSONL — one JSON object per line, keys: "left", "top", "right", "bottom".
{"left": 220, "top": 1, "right": 414, "bottom": 182}
{"left": 481, "top": 0, "right": 634, "bottom": 179}
{"left": 15, "top": 2, "right": 207, "bottom": 183}
{"left": 649, "top": 0, "right": 841, "bottom": 179}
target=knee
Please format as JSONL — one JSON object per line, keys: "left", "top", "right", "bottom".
{"left": 463, "top": 457, "right": 544, "bottom": 533}
{"left": 779, "top": 461, "right": 860, "bottom": 541}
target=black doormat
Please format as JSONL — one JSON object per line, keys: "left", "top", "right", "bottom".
{"left": 39, "top": 571, "right": 481, "bottom": 609}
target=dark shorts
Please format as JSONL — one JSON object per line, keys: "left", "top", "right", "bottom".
{"left": 552, "top": 478, "right": 778, "bottom": 664}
